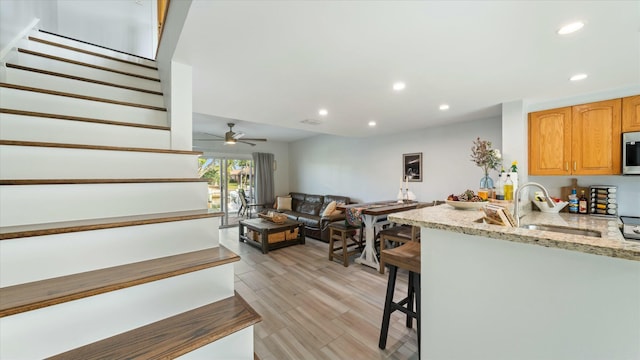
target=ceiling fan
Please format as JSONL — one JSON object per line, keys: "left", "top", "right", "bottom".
{"left": 195, "top": 123, "right": 267, "bottom": 146}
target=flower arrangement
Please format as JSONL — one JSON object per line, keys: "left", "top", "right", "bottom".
{"left": 510, "top": 161, "right": 518, "bottom": 173}
{"left": 470, "top": 137, "right": 502, "bottom": 177}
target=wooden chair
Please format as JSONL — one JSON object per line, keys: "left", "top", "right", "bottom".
{"left": 328, "top": 222, "right": 363, "bottom": 267}
{"left": 378, "top": 201, "right": 434, "bottom": 274}
{"left": 378, "top": 241, "right": 421, "bottom": 356}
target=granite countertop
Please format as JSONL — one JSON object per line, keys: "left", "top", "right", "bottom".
{"left": 388, "top": 204, "right": 640, "bottom": 262}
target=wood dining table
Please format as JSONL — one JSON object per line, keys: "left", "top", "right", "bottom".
{"left": 337, "top": 200, "right": 428, "bottom": 271}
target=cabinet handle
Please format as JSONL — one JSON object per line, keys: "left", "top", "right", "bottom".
{"left": 565, "top": 162, "right": 569, "bottom": 171}
{"left": 573, "top": 161, "right": 577, "bottom": 171}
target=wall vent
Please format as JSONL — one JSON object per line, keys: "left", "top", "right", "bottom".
{"left": 301, "top": 119, "right": 322, "bottom": 125}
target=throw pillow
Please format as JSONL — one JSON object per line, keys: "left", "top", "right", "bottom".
{"left": 273, "top": 195, "right": 290, "bottom": 209}
{"left": 322, "top": 201, "right": 337, "bottom": 217}
{"left": 277, "top": 196, "right": 292, "bottom": 211}
{"left": 331, "top": 209, "right": 343, "bottom": 216}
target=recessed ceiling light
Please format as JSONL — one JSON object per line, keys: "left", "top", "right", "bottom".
{"left": 368, "top": 121, "right": 376, "bottom": 127}
{"left": 570, "top": 73, "right": 588, "bottom": 81}
{"left": 557, "top": 21, "right": 584, "bottom": 35}
{"left": 318, "top": 109, "right": 328, "bottom": 116}
{"left": 439, "top": 104, "right": 450, "bottom": 111}
{"left": 392, "top": 82, "right": 406, "bottom": 91}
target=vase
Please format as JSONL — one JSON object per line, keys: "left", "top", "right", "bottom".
{"left": 480, "top": 174, "right": 493, "bottom": 189}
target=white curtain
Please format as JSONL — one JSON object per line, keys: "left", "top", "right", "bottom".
{"left": 252, "top": 152, "right": 275, "bottom": 206}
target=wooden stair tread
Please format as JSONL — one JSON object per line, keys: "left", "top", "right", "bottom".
{"left": 0, "top": 178, "right": 208, "bottom": 185}
{"left": 29, "top": 36, "right": 158, "bottom": 70}
{"left": 37, "top": 29, "right": 156, "bottom": 63}
{"left": 0, "top": 139, "right": 202, "bottom": 155}
{"left": 47, "top": 292, "right": 260, "bottom": 359}
{"left": 0, "top": 82, "right": 166, "bottom": 111}
{"left": 6, "top": 63, "right": 163, "bottom": 95}
{"left": 0, "top": 108, "right": 170, "bottom": 131}
{"left": 18, "top": 48, "right": 160, "bottom": 82}
{"left": 0, "top": 246, "right": 240, "bottom": 317}
{"left": 0, "top": 209, "right": 224, "bottom": 240}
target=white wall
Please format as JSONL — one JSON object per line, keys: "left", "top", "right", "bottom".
{"left": 289, "top": 117, "right": 502, "bottom": 203}
{"left": 0, "top": 0, "right": 156, "bottom": 59}
{"left": 54, "top": 0, "right": 156, "bottom": 58}
{"left": 0, "top": 0, "right": 57, "bottom": 54}
{"left": 197, "top": 140, "right": 291, "bottom": 198}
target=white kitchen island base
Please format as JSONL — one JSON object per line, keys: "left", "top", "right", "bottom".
{"left": 420, "top": 228, "right": 640, "bottom": 360}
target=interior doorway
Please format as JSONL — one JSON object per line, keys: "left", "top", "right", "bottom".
{"left": 199, "top": 157, "right": 255, "bottom": 228}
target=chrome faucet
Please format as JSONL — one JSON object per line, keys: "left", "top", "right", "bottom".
{"left": 513, "top": 182, "right": 555, "bottom": 227}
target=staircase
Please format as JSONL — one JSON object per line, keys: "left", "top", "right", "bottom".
{"left": 0, "top": 28, "right": 260, "bottom": 359}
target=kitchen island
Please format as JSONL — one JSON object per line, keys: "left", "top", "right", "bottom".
{"left": 389, "top": 204, "right": 640, "bottom": 360}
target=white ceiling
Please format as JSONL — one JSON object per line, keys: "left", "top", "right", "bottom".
{"left": 175, "top": 0, "right": 640, "bottom": 143}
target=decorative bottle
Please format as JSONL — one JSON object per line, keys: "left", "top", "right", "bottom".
{"left": 503, "top": 174, "right": 514, "bottom": 201}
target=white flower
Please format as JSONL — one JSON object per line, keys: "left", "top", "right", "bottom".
{"left": 493, "top": 149, "right": 501, "bottom": 159}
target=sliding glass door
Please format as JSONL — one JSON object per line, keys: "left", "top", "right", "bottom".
{"left": 199, "top": 156, "right": 255, "bottom": 228}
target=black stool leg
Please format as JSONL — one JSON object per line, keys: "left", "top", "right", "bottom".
{"left": 414, "top": 271, "right": 421, "bottom": 358}
{"left": 406, "top": 271, "right": 415, "bottom": 328}
{"left": 378, "top": 265, "right": 398, "bottom": 350}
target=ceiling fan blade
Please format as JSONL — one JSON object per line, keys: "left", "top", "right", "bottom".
{"left": 203, "top": 133, "right": 224, "bottom": 139}
{"left": 241, "top": 138, "right": 267, "bottom": 142}
{"left": 238, "top": 140, "right": 257, "bottom": 146}
{"left": 194, "top": 138, "right": 225, "bottom": 141}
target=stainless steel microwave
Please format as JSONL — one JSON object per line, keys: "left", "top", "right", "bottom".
{"left": 623, "top": 131, "right": 640, "bottom": 175}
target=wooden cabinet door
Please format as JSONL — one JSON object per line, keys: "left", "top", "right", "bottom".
{"left": 528, "top": 107, "right": 572, "bottom": 175}
{"left": 572, "top": 99, "right": 622, "bottom": 175}
{"left": 622, "top": 95, "right": 640, "bottom": 132}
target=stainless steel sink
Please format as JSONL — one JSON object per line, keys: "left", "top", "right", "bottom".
{"left": 519, "top": 224, "right": 601, "bottom": 238}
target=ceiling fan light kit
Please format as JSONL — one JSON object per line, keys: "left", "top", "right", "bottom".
{"left": 196, "top": 123, "right": 267, "bottom": 146}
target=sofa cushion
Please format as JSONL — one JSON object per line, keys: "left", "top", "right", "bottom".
{"left": 296, "top": 214, "right": 321, "bottom": 228}
{"left": 298, "top": 194, "right": 323, "bottom": 215}
{"left": 290, "top": 192, "right": 307, "bottom": 212}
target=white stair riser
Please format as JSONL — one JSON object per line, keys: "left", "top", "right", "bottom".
{"left": 0, "top": 113, "right": 170, "bottom": 149}
{"left": 0, "top": 266, "right": 235, "bottom": 360}
{"left": 29, "top": 30, "right": 157, "bottom": 68}
{"left": 21, "top": 39, "right": 159, "bottom": 79}
{"left": 0, "top": 87, "right": 168, "bottom": 127}
{"left": 0, "top": 218, "right": 221, "bottom": 286}
{"left": 0, "top": 145, "right": 199, "bottom": 179}
{"left": 0, "top": 182, "right": 209, "bottom": 226}
{"left": 4, "top": 67, "right": 164, "bottom": 108}
{"left": 179, "top": 326, "right": 254, "bottom": 359}
{"left": 12, "top": 51, "right": 162, "bottom": 92}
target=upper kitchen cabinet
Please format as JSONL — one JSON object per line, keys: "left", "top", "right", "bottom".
{"left": 571, "top": 99, "right": 621, "bottom": 175}
{"left": 529, "top": 98, "right": 621, "bottom": 175}
{"left": 528, "top": 107, "right": 572, "bottom": 175}
{"left": 622, "top": 95, "right": 640, "bottom": 132}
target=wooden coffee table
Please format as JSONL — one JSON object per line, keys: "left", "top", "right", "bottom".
{"left": 238, "top": 218, "right": 305, "bottom": 254}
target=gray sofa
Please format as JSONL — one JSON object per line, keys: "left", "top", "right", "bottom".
{"left": 275, "top": 192, "right": 350, "bottom": 242}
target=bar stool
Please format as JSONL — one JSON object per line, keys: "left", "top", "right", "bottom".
{"left": 378, "top": 241, "right": 421, "bottom": 356}
{"left": 378, "top": 201, "right": 433, "bottom": 274}
{"left": 328, "top": 222, "right": 363, "bottom": 267}
{"left": 378, "top": 225, "right": 419, "bottom": 274}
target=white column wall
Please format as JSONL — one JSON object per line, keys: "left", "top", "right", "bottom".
{"left": 169, "top": 60, "right": 193, "bottom": 151}
{"left": 420, "top": 228, "right": 640, "bottom": 360}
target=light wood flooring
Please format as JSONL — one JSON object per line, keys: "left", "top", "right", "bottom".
{"left": 220, "top": 227, "right": 419, "bottom": 360}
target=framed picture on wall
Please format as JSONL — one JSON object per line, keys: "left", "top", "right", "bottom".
{"left": 403, "top": 152, "right": 422, "bottom": 182}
